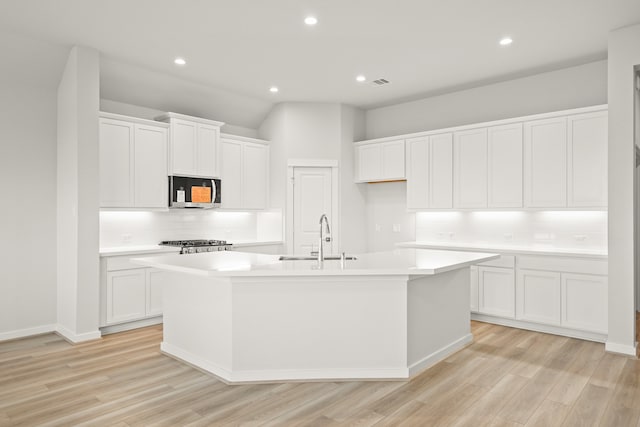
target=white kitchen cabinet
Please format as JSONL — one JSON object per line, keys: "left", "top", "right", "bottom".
{"left": 454, "top": 128, "right": 487, "bottom": 208}
{"left": 524, "top": 117, "right": 567, "bottom": 207}
{"left": 100, "top": 114, "right": 168, "bottom": 209}
{"left": 470, "top": 266, "right": 479, "bottom": 313}
{"left": 100, "top": 118, "right": 134, "bottom": 207}
{"left": 567, "top": 111, "right": 608, "bottom": 207}
{"left": 156, "top": 113, "right": 224, "bottom": 178}
{"left": 478, "top": 266, "right": 515, "bottom": 318}
{"left": 516, "top": 269, "right": 561, "bottom": 325}
{"left": 488, "top": 123, "right": 523, "bottom": 208}
{"left": 406, "top": 134, "right": 453, "bottom": 209}
{"left": 220, "top": 134, "right": 269, "bottom": 210}
{"left": 146, "top": 268, "right": 168, "bottom": 317}
{"left": 355, "top": 139, "right": 405, "bottom": 182}
{"left": 106, "top": 269, "right": 147, "bottom": 325}
{"left": 561, "top": 273, "right": 608, "bottom": 333}
{"left": 134, "top": 124, "right": 168, "bottom": 208}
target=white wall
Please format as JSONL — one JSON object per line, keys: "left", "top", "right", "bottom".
{"left": 365, "top": 60, "right": 608, "bottom": 139}
{"left": 365, "top": 182, "right": 416, "bottom": 252}
{"left": 100, "top": 99, "right": 259, "bottom": 139}
{"left": 607, "top": 23, "right": 640, "bottom": 355}
{"left": 259, "top": 103, "right": 368, "bottom": 253}
{"left": 56, "top": 46, "right": 101, "bottom": 342}
{"left": 0, "top": 81, "right": 58, "bottom": 339}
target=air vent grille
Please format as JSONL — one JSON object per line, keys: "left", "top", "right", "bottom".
{"left": 372, "top": 78, "right": 390, "bottom": 86}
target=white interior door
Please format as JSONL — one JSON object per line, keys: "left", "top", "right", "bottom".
{"left": 293, "top": 167, "right": 333, "bottom": 255}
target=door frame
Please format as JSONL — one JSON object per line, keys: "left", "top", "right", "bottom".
{"left": 286, "top": 159, "right": 340, "bottom": 255}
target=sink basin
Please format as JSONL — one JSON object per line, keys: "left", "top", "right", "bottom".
{"left": 279, "top": 255, "right": 358, "bottom": 261}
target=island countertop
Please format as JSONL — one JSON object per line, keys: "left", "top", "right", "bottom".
{"left": 132, "top": 248, "right": 499, "bottom": 277}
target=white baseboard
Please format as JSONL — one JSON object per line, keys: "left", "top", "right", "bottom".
{"left": 471, "top": 313, "right": 608, "bottom": 343}
{"left": 161, "top": 342, "right": 409, "bottom": 384}
{"left": 55, "top": 325, "right": 102, "bottom": 343}
{"left": 408, "top": 333, "right": 473, "bottom": 377}
{"left": 0, "top": 324, "right": 56, "bottom": 342}
{"left": 605, "top": 340, "right": 638, "bottom": 356}
{"left": 100, "top": 316, "right": 162, "bottom": 335}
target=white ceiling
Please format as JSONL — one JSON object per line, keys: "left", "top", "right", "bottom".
{"left": 2, "top": 0, "right": 639, "bottom": 116}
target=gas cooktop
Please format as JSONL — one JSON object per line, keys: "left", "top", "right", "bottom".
{"left": 159, "top": 239, "right": 232, "bottom": 254}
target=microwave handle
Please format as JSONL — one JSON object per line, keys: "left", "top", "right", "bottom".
{"left": 211, "top": 179, "right": 217, "bottom": 203}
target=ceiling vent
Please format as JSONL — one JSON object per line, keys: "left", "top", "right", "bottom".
{"left": 372, "top": 78, "right": 390, "bottom": 86}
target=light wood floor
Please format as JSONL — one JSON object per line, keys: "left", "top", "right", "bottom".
{"left": 1, "top": 322, "right": 639, "bottom": 427}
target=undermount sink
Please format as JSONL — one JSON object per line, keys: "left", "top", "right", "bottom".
{"left": 279, "top": 255, "right": 358, "bottom": 261}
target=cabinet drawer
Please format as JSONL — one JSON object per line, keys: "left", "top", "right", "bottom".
{"left": 517, "top": 255, "right": 607, "bottom": 275}
{"left": 105, "top": 254, "right": 163, "bottom": 271}
{"left": 478, "top": 255, "right": 515, "bottom": 269}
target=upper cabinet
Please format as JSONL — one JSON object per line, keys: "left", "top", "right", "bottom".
{"left": 454, "top": 128, "right": 488, "bottom": 208}
{"left": 406, "top": 134, "right": 453, "bottom": 209}
{"left": 355, "top": 139, "right": 405, "bottom": 183}
{"left": 524, "top": 117, "right": 568, "bottom": 208}
{"left": 487, "top": 123, "right": 523, "bottom": 208}
{"left": 567, "top": 111, "right": 608, "bottom": 207}
{"left": 99, "top": 113, "right": 168, "bottom": 209}
{"left": 220, "top": 134, "right": 269, "bottom": 210}
{"left": 156, "top": 113, "right": 224, "bottom": 178}
{"left": 524, "top": 109, "right": 607, "bottom": 209}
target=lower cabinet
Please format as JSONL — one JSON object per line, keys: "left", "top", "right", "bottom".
{"left": 469, "top": 254, "right": 608, "bottom": 338}
{"left": 478, "top": 266, "right": 515, "bottom": 318}
{"left": 102, "top": 261, "right": 170, "bottom": 327}
{"left": 516, "top": 269, "right": 561, "bottom": 325}
{"left": 561, "top": 273, "right": 608, "bottom": 334}
{"left": 470, "top": 266, "right": 479, "bottom": 313}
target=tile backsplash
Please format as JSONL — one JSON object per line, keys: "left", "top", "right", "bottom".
{"left": 100, "top": 209, "right": 283, "bottom": 247}
{"left": 415, "top": 210, "right": 607, "bottom": 249}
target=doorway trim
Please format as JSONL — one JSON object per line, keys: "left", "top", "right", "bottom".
{"left": 286, "top": 159, "right": 340, "bottom": 254}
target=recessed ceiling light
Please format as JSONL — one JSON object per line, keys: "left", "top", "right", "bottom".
{"left": 174, "top": 57, "right": 186, "bottom": 65}
{"left": 269, "top": 86, "right": 279, "bottom": 93}
{"left": 304, "top": 16, "right": 318, "bottom": 26}
{"left": 499, "top": 37, "right": 513, "bottom": 46}
{"left": 356, "top": 75, "right": 366, "bottom": 82}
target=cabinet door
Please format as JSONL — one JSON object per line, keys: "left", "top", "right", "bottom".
{"left": 170, "top": 119, "right": 197, "bottom": 175}
{"left": 429, "top": 133, "right": 454, "bottom": 208}
{"left": 478, "top": 266, "right": 515, "bottom": 318}
{"left": 561, "top": 273, "right": 608, "bottom": 333}
{"left": 146, "top": 269, "right": 168, "bottom": 317}
{"left": 381, "top": 140, "right": 405, "bottom": 180}
{"left": 106, "top": 269, "right": 146, "bottom": 324}
{"left": 568, "top": 112, "right": 608, "bottom": 207}
{"left": 516, "top": 269, "right": 561, "bottom": 325}
{"left": 357, "top": 144, "right": 381, "bottom": 182}
{"left": 406, "top": 137, "right": 429, "bottom": 209}
{"left": 470, "top": 266, "right": 479, "bottom": 313}
{"left": 134, "top": 125, "right": 167, "bottom": 208}
{"left": 100, "top": 118, "right": 134, "bottom": 207}
{"left": 197, "top": 123, "right": 219, "bottom": 178}
{"left": 488, "top": 123, "right": 523, "bottom": 208}
{"left": 524, "top": 117, "right": 567, "bottom": 207}
{"left": 220, "top": 139, "right": 244, "bottom": 208}
{"left": 454, "top": 128, "right": 488, "bottom": 208}
{"left": 243, "top": 143, "right": 268, "bottom": 209}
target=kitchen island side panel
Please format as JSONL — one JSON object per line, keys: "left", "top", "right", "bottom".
{"left": 161, "top": 273, "right": 233, "bottom": 375}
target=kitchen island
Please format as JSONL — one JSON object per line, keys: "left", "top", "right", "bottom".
{"left": 134, "top": 248, "right": 498, "bottom": 383}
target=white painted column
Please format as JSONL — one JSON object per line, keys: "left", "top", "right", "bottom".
{"left": 606, "top": 23, "right": 640, "bottom": 355}
{"left": 56, "top": 46, "right": 101, "bottom": 342}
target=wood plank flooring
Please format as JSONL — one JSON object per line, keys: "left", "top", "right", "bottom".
{"left": 0, "top": 321, "right": 638, "bottom": 426}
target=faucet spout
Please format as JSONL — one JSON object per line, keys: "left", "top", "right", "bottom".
{"left": 318, "top": 214, "right": 332, "bottom": 265}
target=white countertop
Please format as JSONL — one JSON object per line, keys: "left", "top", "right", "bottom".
{"left": 100, "top": 240, "right": 283, "bottom": 257}
{"left": 131, "top": 248, "right": 499, "bottom": 277}
{"left": 99, "top": 245, "right": 181, "bottom": 257}
{"left": 396, "top": 241, "right": 608, "bottom": 259}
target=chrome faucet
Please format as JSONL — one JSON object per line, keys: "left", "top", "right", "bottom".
{"left": 318, "top": 214, "right": 331, "bottom": 264}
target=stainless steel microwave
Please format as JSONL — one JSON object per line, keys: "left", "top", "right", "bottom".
{"left": 168, "top": 176, "right": 221, "bottom": 208}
